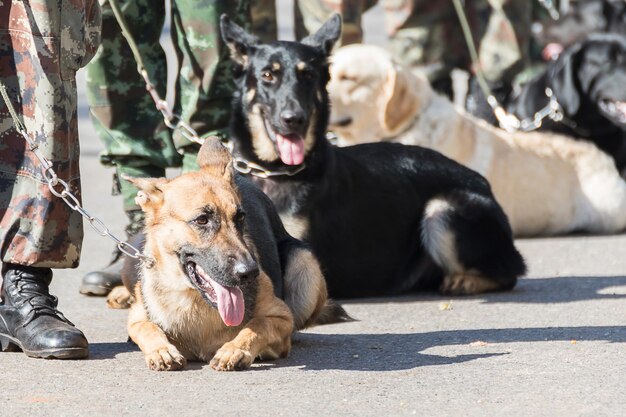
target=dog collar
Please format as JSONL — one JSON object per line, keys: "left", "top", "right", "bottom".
{"left": 220, "top": 138, "right": 306, "bottom": 179}
{"left": 228, "top": 132, "right": 344, "bottom": 178}
{"left": 232, "top": 157, "right": 306, "bottom": 178}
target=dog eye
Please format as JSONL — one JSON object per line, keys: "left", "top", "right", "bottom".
{"left": 194, "top": 215, "right": 209, "bottom": 225}
{"left": 261, "top": 71, "right": 274, "bottom": 82}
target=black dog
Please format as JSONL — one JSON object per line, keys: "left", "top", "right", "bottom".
{"left": 504, "top": 34, "right": 626, "bottom": 174}
{"left": 466, "top": 34, "right": 626, "bottom": 174}
{"left": 220, "top": 15, "right": 526, "bottom": 298}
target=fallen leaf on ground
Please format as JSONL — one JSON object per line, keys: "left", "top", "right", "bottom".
{"left": 439, "top": 302, "right": 453, "bottom": 311}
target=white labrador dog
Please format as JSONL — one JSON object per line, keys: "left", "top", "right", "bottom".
{"left": 328, "top": 44, "right": 626, "bottom": 237}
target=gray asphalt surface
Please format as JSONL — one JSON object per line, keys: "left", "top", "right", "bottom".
{"left": 2, "top": 3, "right": 625, "bottom": 416}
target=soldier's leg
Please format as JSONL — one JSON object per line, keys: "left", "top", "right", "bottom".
{"left": 464, "top": 0, "right": 532, "bottom": 120}
{"left": 478, "top": 0, "right": 532, "bottom": 85}
{"left": 251, "top": 0, "right": 278, "bottom": 43}
{"left": 294, "top": 0, "right": 376, "bottom": 45}
{"left": 82, "top": 0, "right": 181, "bottom": 295}
{"left": 0, "top": 0, "right": 101, "bottom": 359}
{"left": 381, "top": 0, "right": 488, "bottom": 99}
{"left": 170, "top": 0, "right": 252, "bottom": 172}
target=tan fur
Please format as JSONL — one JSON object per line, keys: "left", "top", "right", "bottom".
{"left": 124, "top": 142, "right": 298, "bottom": 371}
{"left": 282, "top": 248, "right": 327, "bottom": 329}
{"left": 296, "top": 61, "right": 306, "bottom": 71}
{"left": 226, "top": 44, "right": 248, "bottom": 67}
{"left": 272, "top": 62, "right": 281, "bottom": 71}
{"left": 280, "top": 213, "right": 309, "bottom": 240}
{"left": 328, "top": 44, "right": 626, "bottom": 236}
{"left": 248, "top": 104, "right": 281, "bottom": 162}
{"left": 440, "top": 272, "right": 502, "bottom": 295}
{"left": 106, "top": 285, "right": 133, "bottom": 309}
{"left": 245, "top": 88, "right": 256, "bottom": 104}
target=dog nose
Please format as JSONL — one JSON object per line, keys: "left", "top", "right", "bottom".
{"left": 234, "top": 259, "right": 259, "bottom": 281}
{"left": 280, "top": 110, "right": 305, "bottom": 129}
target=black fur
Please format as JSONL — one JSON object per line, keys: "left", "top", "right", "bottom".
{"left": 221, "top": 15, "right": 526, "bottom": 298}
{"left": 468, "top": 34, "right": 626, "bottom": 175}
{"left": 508, "top": 34, "right": 626, "bottom": 174}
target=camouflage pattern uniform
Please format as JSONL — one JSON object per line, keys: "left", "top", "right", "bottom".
{"left": 296, "top": 0, "right": 531, "bottom": 85}
{"left": 251, "top": 0, "right": 278, "bottom": 43}
{"left": 0, "top": 0, "right": 101, "bottom": 268}
{"left": 295, "top": 0, "right": 377, "bottom": 45}
{"left": 86, "top": 0, "right": 250, "bottom": 216}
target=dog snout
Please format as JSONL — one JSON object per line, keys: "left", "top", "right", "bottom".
{"left": 280, "top": 110, "right": 305, "bottom": 130}
{"left": 233, "top": 258, "right": 259, "bottom": 281}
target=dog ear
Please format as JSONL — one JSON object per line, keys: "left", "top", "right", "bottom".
{"left": 550, "top": 44, "right": 582, "bottom": 115}
{"left": 122, "top": 176, "right": 169, "bottom": 212}
{"left": 380, "top": 62, "right": 419, "bottom": 136}
{"left": 220, "top": 14, "right": 259, "bottom": 67}
{"left": 197, "top": 136, "right": 234, "bottom": 181}
{"left": 301, "top": 14, "right": 342, "bottom": 56}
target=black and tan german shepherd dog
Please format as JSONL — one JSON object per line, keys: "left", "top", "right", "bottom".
{"left": 219, "top": 15, "right": 526, "bottom": 299}
{"left": 112, "top": 139, "right": 349, "bottom": 371}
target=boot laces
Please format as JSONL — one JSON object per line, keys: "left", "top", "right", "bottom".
{"left": 12, "top": 272, "right": 73, "bottom": 327}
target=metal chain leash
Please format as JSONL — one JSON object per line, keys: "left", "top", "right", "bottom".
{"left": 108, "top": 0, "right": 307, "bottom": 179}
{"left": 488, "top": 87, "right": 565, "bottom": 133}
{"left": 452, "top": 0, "right": 564, "bottom": 133}
{"left": 0, "top": 83, "right": 155, "bottom": 268}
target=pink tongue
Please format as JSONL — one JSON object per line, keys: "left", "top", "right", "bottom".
{"left": 211, "top": 280, "right": 245, "bottom": 327}
{"left": 276, "top": 134, "right": 305, "bottom": 165}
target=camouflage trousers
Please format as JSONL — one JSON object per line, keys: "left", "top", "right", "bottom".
{"left": 86, "top": 0, "right": 250, "bottom": 213}
{"left": 294, "top": 0, "right": 531, "bottom": 84}
{"left": 0, "top": 0, "right": 101, "bottom": 268}
{"left": 249, "top": 0, "right": 375, "bottom": 45}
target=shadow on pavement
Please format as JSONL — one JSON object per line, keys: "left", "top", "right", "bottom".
{"left": 88, "top": 341, "right": 139, "bottom": 360}
{"left": 337, "top": 275, "right": 626, "bottom": 305}
{"left": 283, "top": 325, "right": 626, "bottom": 371}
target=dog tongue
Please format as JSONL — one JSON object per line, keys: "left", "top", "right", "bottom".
{"left": 276, "top": 134, "right": 305, "bottom": 165}
{"left": 212, "top": 279, "right": 245, "bottom": 327}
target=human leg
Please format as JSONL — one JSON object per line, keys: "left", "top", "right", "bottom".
{"left": 0, "top": 0, "right": 101, "bottom": 358}
{"left": 82, "top": 0, "right": 181, "bottom": 294}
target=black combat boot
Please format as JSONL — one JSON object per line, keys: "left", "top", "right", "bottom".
{"left": 0, "top": 264, "right": 89, "bottom": 359}
{"left": 79, "top": 209, "right": 144, "bottom": 296}
{"left": 79, "top": 246, "right": 124, "bottom": 296}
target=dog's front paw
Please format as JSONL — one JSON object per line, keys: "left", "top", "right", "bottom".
{"left": 106, "top": 285, "right": 133, "bottom": 309}
{"left": 210, "top": 343, "right": 253, "bottom": 371}
{"left": 145, "top": 346, "right": 187, "bottom": 371}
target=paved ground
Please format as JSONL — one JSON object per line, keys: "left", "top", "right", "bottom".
{"left": 2, "top": 3, "right": 626, "bottom": 416}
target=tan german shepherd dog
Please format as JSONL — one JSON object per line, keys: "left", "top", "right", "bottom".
{"left": 117, "top": 139, "right": 348, "bottom": 371}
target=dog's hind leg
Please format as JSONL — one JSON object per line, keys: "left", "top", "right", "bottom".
{"left": 127, "top": 287, "right": 187, "bottom": 371}
{"left": 279, "top": 240, "right": 352, "bottom": 329}
{"left": 421, "top": 192, "right": 526, "bottom": 295}
{"left": 210, "top": 274, "right": 293, "bottom": 371}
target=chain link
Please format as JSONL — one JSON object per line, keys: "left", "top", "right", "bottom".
{"left": 231, "top": 156, "right": 306, "bottom": 178}
{"left": 452, "top": 0, "right": 566, "bottom": 134}
{"left": 0, "top": 82, "right": 156, "bottom": 268}
{"left": 138, "top": 74, "right": 309, "bottom": 178}
{"left": 489, "top": 88, "right": 565, "bottom": 133}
